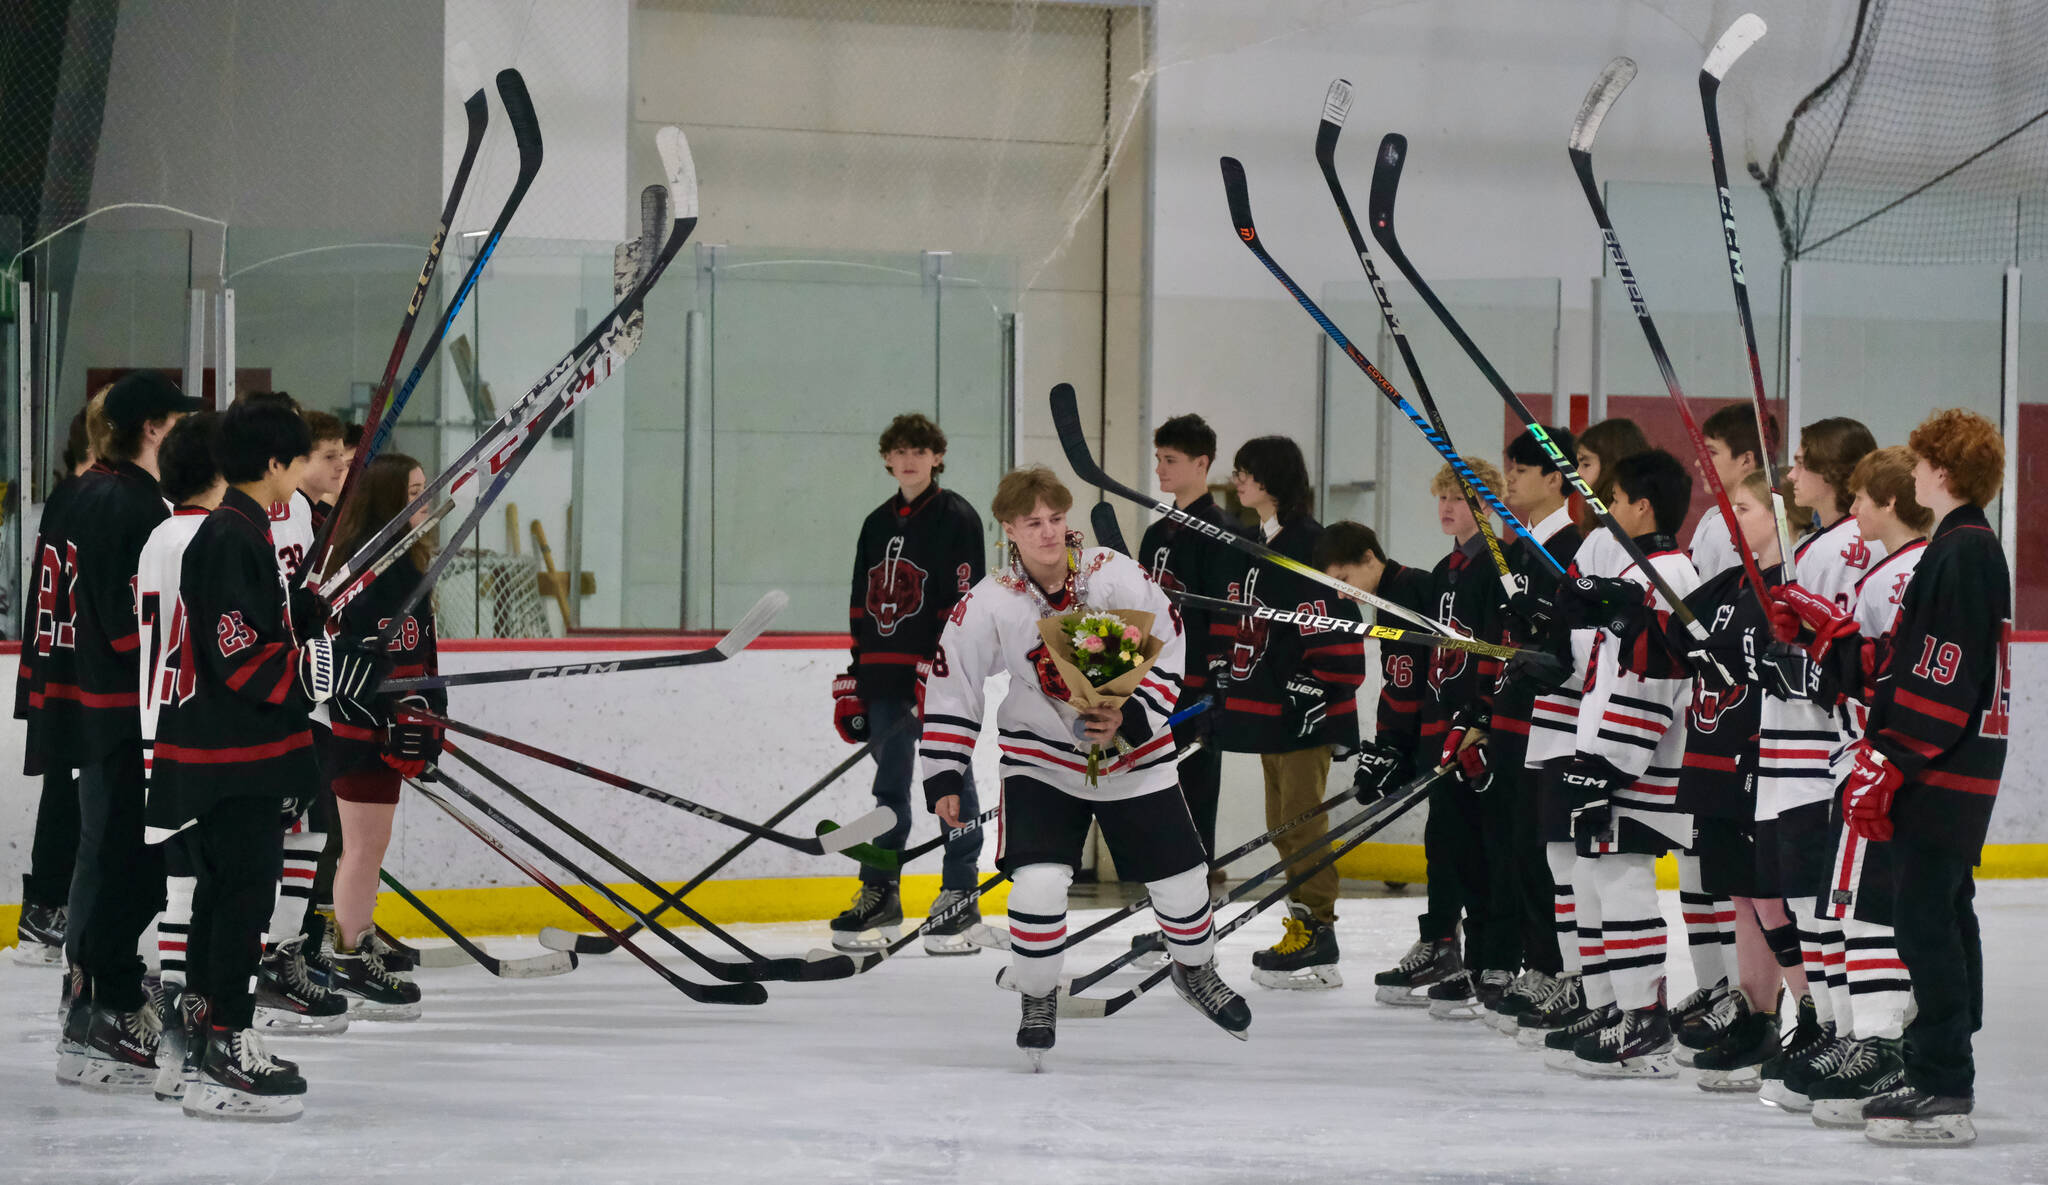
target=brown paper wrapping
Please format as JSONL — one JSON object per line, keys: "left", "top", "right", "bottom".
{"left": 1034, "top": 609, "right": 1164, "bottom": 712}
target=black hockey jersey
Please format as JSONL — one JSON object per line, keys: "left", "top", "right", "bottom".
{"left": 16, "top": 473, "right": 87, "bottom": 774}
{"left": 326, "top": 549, "right": 445, "bottom": 775}
{"left": 1419, "top": 534, "right": 1506, "bottom": 754}
{"left": 1209, "top": 513, "right": 1364, "bottom": 754}
{"left": 1491, "top": 506, "right": 1583, "bottom": 741}
{"left": 1866, "top": 504, "right": 2010, "bottom": 860}
{"left": 846, "top": 484, "right": 985, "bottom": 700}
{"left": 1668, "top": 564, "right": 1768, "bottom": 820}
{"left": 44, "top": 462, "right": 169, "bottom": 766}
{"left": 147, "top": 488, "right": 321, "bottom": 832}
{"left": 1136, "top": 492, "right": 1232, "bottom": 701}
{"left": 1371, "top": 559, "right": 1434, "bottom": 773}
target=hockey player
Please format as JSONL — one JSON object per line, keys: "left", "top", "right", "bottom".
{"left": 1138, "top": 413, "right": 1231, "bottom": 863}
{"left": 299, "top": 409, "right": 348, "bottom": 530}
{"left": 54, "top": 373, "right": 202, "bottom": 1092}
{"left": 1215, "top": 437, "right": 1363, "bottom": 990}
{"left": 832, "top": 413, "right": 987, "bottom": 953}
{"left": 146, "top": 399, "right": 384, "bottom": 1122}
{"left": 921, "top": 466, "right": 1248, "bottom": 1065}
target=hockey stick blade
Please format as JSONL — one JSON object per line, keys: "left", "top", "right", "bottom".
{"left": 1569, "top": 58, "right": 1637, "bottom": 154}
{"left": 1702, "top": 13, "right": 1767, "bottom": 81}
{"left": 1169, "top": 588, "right": 1536, "bottom": 664}
{"left": 818, "top": 805, "right": 997, "bottom": 873}
{"left": 713, "top": 589, "right": 788, "bottom": 658}
{"left": 376, "top": 869, "right": 578, "bottom": 979}
{"left": 812, "top": 806, "right": 895, "bottom": 854}
{"left": 1322, "top": 77, "right": 1354, "bottom": 127}
{"left": 1089, "top": 502, "right": 1129, "bottom": 556}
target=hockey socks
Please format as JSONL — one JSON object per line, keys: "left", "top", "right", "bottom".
{"left": 1147, "top": 865, "right": 1216, "bottom": 968}
{"left": 1842, "top": 918, "right": 1912, "bottom": 1041}
{"left": 1676, "top": 854, "right": 1735, "bottom": 991}
{"left": 1005, "top": 863, "right": 1073, "bottom": 998}
{"left": 266, "top": 824, "right": 324, "bottom": 946}
{"left": 1584, "top": 854, "right": 1666, "bottom": 1012}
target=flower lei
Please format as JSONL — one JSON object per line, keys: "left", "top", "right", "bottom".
{"left": 998, "top": 529, "right": 1091, "bottom": 618}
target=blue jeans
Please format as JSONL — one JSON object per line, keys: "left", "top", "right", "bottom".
{"left": 865, "top": 697, "right": 981, "bottom": 890}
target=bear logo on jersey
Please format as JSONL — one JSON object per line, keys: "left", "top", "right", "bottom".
{"left": 1025, "top": 641, "right": 1071, "bottom": 701}
{"left": 864, "top": 537, "right": 929, "bottom": 637}
{"left": 1688, "top": 683, "right": 1748, "bottom": 734}
{"left": 1428, "top": 592, "right": 1469, "bottom": 694}
{"left": 1225, "top": 571, "right": 1269, "bottom": 680}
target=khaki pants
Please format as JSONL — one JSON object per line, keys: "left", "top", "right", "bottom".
{"left": 1260, "top": 746, "right": 1336, "bottom": 923}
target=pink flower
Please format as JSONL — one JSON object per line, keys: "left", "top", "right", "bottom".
{"left": 1079, "top": 634, "right": 1105, "bottom": 653}
{"left": 1121, "top": 626, "right": 1143, "bottom": 644}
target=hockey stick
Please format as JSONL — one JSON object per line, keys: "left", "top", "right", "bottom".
{"left": 1570, "top": 54, "right": 1774, "bottom": 618}
{"left": 1366, "top": 136, "right": 1715, "bottom": 641}
{"left": 543, "top": 711, "right": 920, "bottom": 955}
{"left": 819, "top": 803, "right": 997, "bottom": 874}
{"left": 400, "top": 706, "right": 896, "bottom": 857}
{"left": 1311, "top": 84, "right": 1535, "bottom": 599}
{"left": 374, "top": 869, "right": 578, "bottom": 979}
{"left": 438, "top": 749, "right": 856, "bottom": 983}
{"left": 1698, "top": 18, "right": 1799, "bottom": 569}
{"left": 1058, "top": 771, "right": 1436, "bottom": 1018}
{"left": 1090, "top": 501, "right": 1130, "bottom": 556}
{"left": 318, "top": 69, "right": 543, "bottom": 576}
{"left": 380, "top": 589, "right": 787, "bottom": 693}
{"left": 1050, "top": 383, "right": 1464, "bottom": 643}
{"left": 301, "top": 87, "right": 488, "bottom": 581}
{"left": 373, "top": 923, "right": 477, "bottom": 970}
{"left": 822, "top": 869, "right": 1014, "bottom": 975}
{"left": 327, "top": 125, "right": 695, "bottom": 592}
{"left": 1169, "top": 589, "right": 1545, "bottom": 666}
{"left": 407, "top": 776, "right": 766, "bottom": 1005}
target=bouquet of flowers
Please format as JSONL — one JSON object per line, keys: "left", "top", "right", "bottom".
{"left": 1034, "top": 609, "right": 1165, "bottom": 784}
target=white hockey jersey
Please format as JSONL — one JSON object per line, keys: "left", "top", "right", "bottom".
{"left": 1688, "top": 509, "right": 1742, "bottom": 581}
{"left": 1756, "top": 516, "right": 1884, "bottom": 820}
{"left": 135, "top": 508, "right": 209, "bottom": 781}
{"left": 1574, "top": 542, "right": 1701, "bottom": 846}
{"left": 920, "top": 547, "right": 1185, "bottom": 803}
{"left": 271, "top": 491, "right": 315, "bottom": 585}
{"left": 1827, "top": 536, "right": 1927, "bottom": 781}
{"left": 1527, "top": 525, "right": 1626, "bottom": 767}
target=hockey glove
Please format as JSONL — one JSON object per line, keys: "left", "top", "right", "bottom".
{"left": 1437, "top": 710, "right": 1493, "bottom": 793}
{"left": 1351, "top": 740, "right": 1406, "bottom": 806}
{"left": 832, "top": 672, "right": 869, "bottom": 744}
{"left": 1842, "top": 743, "right": 1902, "bottom": 844}
{"left": 1562, "top": 755, "right": 1628, "bottom": 851}
{"left": 1502, "top": 643, "right": 1573, "bottom": 694}
{"left": 381, "top": 695, "right": 443, "bottom": 781}
{"left": 1554, "top": 574, "right": 1648, "bottom": 637}
{"left": 1768, "top": 582, "right": 1858, "bottom": 658}
{"left": 1684, "top": 639, "right": 1744, "bottom": 693}
{"left": 1760, "top": 640, "right": 1826, "bottom": 703}
{"left": 1504, "top": 585, "right": 1557, "bottom": 639}
{"left": 296, "top": 636, "right": 386, "bottom": 707}
{"left": 1283, "top": 674, "right": 1329, "bottom": 743}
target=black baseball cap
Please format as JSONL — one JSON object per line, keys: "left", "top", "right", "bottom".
{"left": 104, "top": 371, "right": 205, "bottom": 430}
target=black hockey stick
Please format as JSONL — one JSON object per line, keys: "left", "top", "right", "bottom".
{"left": 543, "top": 711, "right": 920, "bottom": 955}
{"left": 1572, "top": 53, "right": 1774, "bottom": 618}
{"left": 375, "top": 869, "right": 578, "bottom": 979}
{"left": 1169, "top": 589, "right": 1549, "bottom": 667}
{"left": 1366, "top": 136, "right": 1714, "bottom": 641}
{"left": 1090, "top": 501, "right": 1130, "bottom": 556}
{"left": 407, "top": 775, "right": 766, "bottom": 1005}
{"left": 1050, "top": 383, "right": 1466, "bottom": 644}
{"left": 823, "top": 869, "right": 1014, "bottom": 975}
{"left": 320, "top": 69, "right": 543, "bottom": 574}
{"left": 400, "top": 706, "right": 896, "bottom": 858}
{"left": 380, "top": 589, "right": 787, "bottom": 693}
{"left": 439, "top": 748, "right": 857, "bottom": 983}
{"left": 1312, "top": 84, "right": 1533, "bottom": 598}
{"left": 818, "top": 803, "right": 997, "bottom": 874}
{"left": 1058, "top": 771, "right": 1436, "bottom": 1019}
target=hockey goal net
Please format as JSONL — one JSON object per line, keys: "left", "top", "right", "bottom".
{"left": 433, "top": 549, "right": 553, "bottom": 640}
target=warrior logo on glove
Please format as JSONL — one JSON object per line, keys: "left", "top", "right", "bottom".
{"left": 864, "top": 536, "right": 928, "bottom": 637}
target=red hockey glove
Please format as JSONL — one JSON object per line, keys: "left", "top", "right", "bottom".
{"left": 832, "top": 672, "right": 869, "bottom": 744}
{"left": 1842, "top": 742, "right": 1902, "bottom": 844}
{"left": 1769, "top": 582, "right": 1857, "bottom": 658}
{"left": 1437, "top": 715, "right": 1492, "bottom": 792}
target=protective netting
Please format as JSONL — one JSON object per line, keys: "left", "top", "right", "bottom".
{"left": 1750, "top": 0, "right": 2048, "bottom": 264}
{"left": 435, "top": 550, "right": 552, "bottom": 640}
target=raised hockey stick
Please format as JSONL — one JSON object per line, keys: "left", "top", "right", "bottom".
{"left": 407, "top": 775, "right": 766, "bottom": 1005}
{"left": 375, "top": 869, "right": 578, "bottom": 979}
{"left": 1311, "top": 84, "right": 1537, "bottom": 598}
{"left": 439, "top": 748, "right": 857, "bottom": 983}
{"left": 1057, "top": 770, "right": 1436, "bottom": 1018}
{"left": 400, "top": 705, "right": 896, "bottom": 857}
{"left": 1698, "top": 20, "right": 1799, "bottom": 570}
{"left": 1090, "top": 501, "right": 1130, "bottom": 556}
{"left": 380, "top": 589, "right": 787, "bottom": 693}
{"left": 1051, "top": 383, "right": 1464, "bottom": 643}
{"left": 543, "top": 712, "right": 920, "bottom": 955}
{"left": 318, "top": 69, "right": 543, "bottom": 575}
{"left": 1571, "top": 52, "right": 1774, "bottom": 617}
{"left": 1169, "top": 589, "right": 1544, "bottom": 666}
{"left": 1367, "top": 135, "right": 1715, "bottom": 641}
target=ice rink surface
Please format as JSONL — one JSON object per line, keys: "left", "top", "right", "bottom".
{"left": 4, "top": 882, "right": 2044, "bottom": 1185}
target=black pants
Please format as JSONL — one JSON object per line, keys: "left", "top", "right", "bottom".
{"left": 308, "top": 729, "right": 343, "bottom": 929}
{"left": 1420, "top": 773, "right": 1514, "bottom": 971}
{"left": 26, "top": 766, "right": 80, "bottom": 907}
{"left": 1500, "top": 745, "right": 1559, "bottom": 973}
{"left": 1174, "top": 725, "right": 1222, "bottom": 860}
{"left": 1890, "top": 836, "right": 1983, "bottom": 1098}
{"left": 187, "top": 795, "right": 285, "bottom": 1031}
{"left": 69, "top": 745, "right": 165, "bottom": 1010}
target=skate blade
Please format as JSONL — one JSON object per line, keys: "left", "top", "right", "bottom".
{"left": 12, "top": 941, "right": 63, "bottom": 967}
{"left": 1251, "top": 966, "right": 1342, "bottom": 991}
{"left": 1514, "top": 1026, "right": 1556, "bottom": 1050}
{"left": 54, "top": 1045, "right": 88, "bottom": 1086}
{"left": 1694, "top": 1068, "right": 1764, "bottom": 1093}
{"left": 830, "top": 925, "right": 899, "bottom": 953}
{"left": 183, "top": 1083, "right": 304, "bottom": 1123}
{"left": 1130, "top": 951, "right": 1171, "bottom": 973}
{"left": 1758, "top": 1082, "right": 1812, "bottom": 1112}
{"left": 255, "top": 1008, "right": 351, "bottom": 1035}
{"left": 1543, "top": 1046, "right": 1586, "bottom": 1072}
{"left": 961, "top": 924, "right": 1009, "bottom": 952}
{"left": 1572, "top": 1054, "right": 1679, "bottom": 1080}
{"left": 922, "top": 932, "right": 984, "bottom": 957}
{"left": 1673, "top": 1047, "right": 1698, "bottom": 1067}
{"left": 1810, "top": 1100, "right": 1872, "bottom": 1129}
{"left": 79, "top": 1060, "right": 158, "bottom": 1094}
{"left": 1863, "top": 1115, "right": 1975, "bottom": 1147}
{"left": 1486, "top": 1011, "right": 1522, "bottom": 1036}
{"left": 1023, "top": 1048, "right": 1046, "bottom": 1073}
{"left": 1374, "top": 985, "right": 1433, "bottom": 1007}
{"left": 345, "top": 999, "right": 422, "bottom": 1023}
{"left": 1427, "top": 1000, "right": 1482, "bottom": 1021}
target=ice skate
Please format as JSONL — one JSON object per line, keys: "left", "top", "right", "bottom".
{"left": 1808, "top": 1036, "right": 1905, "bottom": 1129}
{"left": 828, "top": 882, "right": 903, "bottom": 953}
{"left": 1488, "top": 969, "right": 1555, "bottom": 1036}
{"left": 920, "top": 888, "right": 985, "bottom": 956}
{"left": 1373, "top": 937, "right": 1460, "bottom": 1006}
{"left": 1128, "top": 933, "right": 1170, "bottom": 972}
{"left": 325, "top": 925, "right": 423, "bottom": 1021}
{"left": 1670, "top": 978, "right": 1739, "bottom": 1067}
{"left": 1250, "top": 904, "right": 1341, "bottom": 991}
{"left": 154, "top": 986, "right": 207, "bottom": 1104}
{"left": 1543, "top": 1002, "right": 1616, "bottom": 1071}
{"left": 255, "top": 935, "right": 352, "bottom": 1034}
{"left": 12, "top": 903, "right": 66, "bottom": 966}
{"left": 1692, "top": 1007, "right": 1779, "bottom": 1092}
{"left": 366, "top": 928, "right": 418, "bottom": 981}
{"left": 1762, "top": 1028, "right": 1850, "bottom": 1113}
{"left": 80, "top": 1000, "right": 162, "bottom": 1094}
{"left": 55, "top": 965, "right": 92, "bottom": 1087}
{"left": 1572, "top": 1001, "right": 1679, "bottom": 1080}
{"left": 1426, "top": 969, "right": 1481, "bottom": 1020}
{"left": 1517, "top": 974, "right": 1585, "bottom": 1049}
{"left": 1017, "top": 991, "right": 1057, "bottom": 1071}
{"left": 183, "top": 1026, "right": 306, "bottom": 1123}
{"left": 1861, "top": 1086, "right": 1976, "bottom": 1147}
{"left": 1171, "top": 957, "right": 1251, "bottom": 1040}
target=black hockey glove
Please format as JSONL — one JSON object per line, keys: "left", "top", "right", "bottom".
{"left": 1282, "top": 674, "right": 1329, "bottom": 743}
{"left": 1683, "top": 640, "right": 1743, "bottom": 693}
{"left": 1501, "top": 641, "right": 1573, "bottom": 695}
{"left": 280, "top": 786, "right": 317, "bottom": 827}
{"left": 1351, "top": 740, "right": 1406, "bottom": 806}
{"left": 1504, "top": 585, "right": 1557, "bottom": 639}
{"left": 381, "top": 695, "right": 443, "bottom": 781}
{"left": 1554, "top": 574, "right": 1647, "bottom": 637}
{"left": 1760, "top": 640, "right": 1829, "bottom": 705}
{"left": 1562, "top": 755, "right": 1628, "bottom": 852}
{"left": 296, "top": 635, "right": 387, "bottom": 707}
